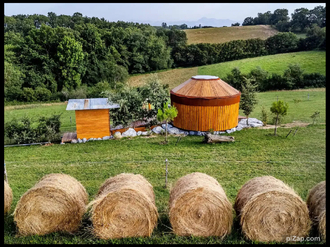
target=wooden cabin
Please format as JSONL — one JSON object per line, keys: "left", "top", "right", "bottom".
{"left": 66, "top": 98, "right": 119, "bottom": 139}
{"left": 170, "top": 75, "right": 241, "bottom": 131}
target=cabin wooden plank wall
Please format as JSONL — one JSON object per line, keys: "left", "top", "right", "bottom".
{"left": 172, "top": 102, "right": 239, "bottom": 131}
{"left": 75, "top": 109, "right": 110, "bottom": 139}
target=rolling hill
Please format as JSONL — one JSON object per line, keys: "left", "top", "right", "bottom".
{"left": 127, "top": 51, "right": 326, "bottom": 89}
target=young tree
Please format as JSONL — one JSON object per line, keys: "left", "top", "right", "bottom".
{"left": 157, "top": 103, "right": 178, "bottom": 143}
{"left": 240, "top": 78, "right": 258, "bottom": 125}
{"left": 270, "top": 100, "right": 289, "bottom": 136}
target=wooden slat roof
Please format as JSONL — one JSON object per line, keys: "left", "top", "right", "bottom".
{"left": 171, "top": 75, "right": 240, "bottom": 98}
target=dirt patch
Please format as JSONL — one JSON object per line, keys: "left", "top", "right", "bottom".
{"left": 257, "top": 121, "right": 310, "bottom": 129}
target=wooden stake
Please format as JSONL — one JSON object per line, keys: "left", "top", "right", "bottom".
{"left": 286, "top": 130, "right": 293, "bottom": 138}
{"left": 293, "top": 128, "right": 299, "bottom": 136}
{"left": 165, "top": 159, "right": 168, "bottom": 188}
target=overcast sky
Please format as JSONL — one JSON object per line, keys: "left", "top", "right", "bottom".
{"left": 4, "top": 3, "right": 326, "bottom": 24}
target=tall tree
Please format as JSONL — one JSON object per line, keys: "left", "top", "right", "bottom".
{"left": 242, "top": 17, "right": 255, "bottom": 26}
{"left": 270, "top": 9, "right": 289, "bottom": 25}
{"left": 291, "top": 8, "right": 310, "bottom": 32}
{"left": 57, "top": 36, "right": 85, "bottom": 91}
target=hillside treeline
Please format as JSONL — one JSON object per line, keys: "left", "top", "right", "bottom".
{"left": 242, "top": 5, "right": 326, "bottom": 32}
{"left": 4, "top": 12, "right": 326, "bottom": 103}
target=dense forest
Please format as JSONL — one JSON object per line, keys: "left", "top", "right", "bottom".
{"left": 242, "top": 5, "right": 326, "bottom": 32}
{"left": 4, "top": 7, "right": 326, "bottom": 103}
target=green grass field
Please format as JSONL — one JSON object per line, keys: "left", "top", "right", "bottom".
{"left": 127, "top": 51, "right": 326, "bottom": 89}
{"left": 4, "top": 88, "right": 326, "bottom": 244}
{"left": 184, "top": 25, "right": 279, "bottom": 45}
{"left": 198, "top": 50, "right": 326, "bottom": 79}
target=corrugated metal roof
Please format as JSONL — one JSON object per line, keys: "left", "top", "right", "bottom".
{"left": 66, "top": 98, "right": 120, "bottom": 111}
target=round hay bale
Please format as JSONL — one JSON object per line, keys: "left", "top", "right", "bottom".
{"left": 13, "top": 173, "right": 88, "bottom": 236}
{"left": 306, "top": 181, "right": 326, "bottom": 241}
{"left": 169, "top": 172, "right": 233, "bottom": 237}
{"left": 234, "top": 176, "right": 311, "bottom": 243}
{"left": 4, "top": 180, "right": 13, "bottom": 215}
{"left": 88, "top": 173, "right": 158, "bottom": 239}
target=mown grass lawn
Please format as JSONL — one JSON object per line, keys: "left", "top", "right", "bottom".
{"left": 4, "top": 88, "right": 325, "bottom": 244}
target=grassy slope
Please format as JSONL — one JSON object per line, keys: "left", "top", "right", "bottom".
{"left": 127, "top": 51, "right": 326, "bottom": 89}
{"left": 184, "top": 25, "right": 279, "bottom": 45}
{"left": 199, "top": 50, "right": 326, "bottom": 79}
{"left": 4, "top": 89, "right": 325, "bottom": 244}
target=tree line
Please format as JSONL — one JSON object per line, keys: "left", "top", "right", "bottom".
{"left": 4, "top": 10, "right": 326, "bottom": 103}
{"left": 242, "top": 5, "right": 325, "bottom": 32}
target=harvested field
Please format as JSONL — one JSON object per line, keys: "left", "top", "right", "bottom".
{"left": 185, "top": 25, "right": 278, "bottom": 45}
{"left": 127, "top": 67, "right": 198, "bottom": 88}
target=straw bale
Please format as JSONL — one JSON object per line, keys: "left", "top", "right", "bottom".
{"left": 169, "top": 172, "right": 233, "bottom": 237}
{"left": 234, "top": 176, "right": 311, "bottom": 243}
{"left": 306, "top": 181, "right": 326, "bottom": 240}
{"left": 88, "top": 173, "right": 158, "bottom": 239}
{"left": 4, "top": 180, "right": 13, "bottom": 215}
{"left": 13, "top": 173, "right": 88, "bottom": 236}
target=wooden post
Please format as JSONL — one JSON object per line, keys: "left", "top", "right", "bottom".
{"left": 165, "top": 159, "right": 168, "bottom": 188}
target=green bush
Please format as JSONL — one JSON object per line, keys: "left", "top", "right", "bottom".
{"left": 5, "top": 114, "right": 62, "bottom": 144}
{"left": 5, "top": 116, "right": 37, "bottom": 144}
{"left": 68, "top": 85, "right": 88, "bottom": 99}
{"left": 248, "top": 67, "right": 269, "bottom": 91}
{"left": 35, "top": 86, "right": 52, "bottom": 101}
{"left": 283, "top": 64, "right": 304, "bottom": 89}
{"left": 87, "top": 81, "right": 112, "bottom": 98}
{"left": 302, "top": 73, "right": 326, "bottom": 88}
{"left": 265, "top": 32, "right": 299, "bottom": 54}
{"left": 22, "top": 87, "right": 37, "bottom": 102}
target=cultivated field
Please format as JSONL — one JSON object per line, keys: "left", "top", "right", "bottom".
{"left": 4, "top": 89, "right": 326, "bottom": 244}
{"left": 127, "top": 50, "right": 326, "bottom": 89}
{"left": 184, "top": 25, "right": 279, "bottom": 45}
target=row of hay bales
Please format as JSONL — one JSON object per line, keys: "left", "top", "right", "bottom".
{"left": 4, "top": 173, "right": 326, "bottom": 243}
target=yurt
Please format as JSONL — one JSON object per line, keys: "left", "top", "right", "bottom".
{"left": 170, "top": 75, "right": 241, "bottom": 131}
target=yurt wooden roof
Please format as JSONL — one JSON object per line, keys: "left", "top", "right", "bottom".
{"left": 170, "top": 75, "right": 241, "bottom": 107}
{"left": 171, "top": 75, "right": 240, "bottom": 98}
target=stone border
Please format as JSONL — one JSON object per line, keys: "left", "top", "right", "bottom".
{"left": 69, "top": 118, "right": 264, "bottom": 143}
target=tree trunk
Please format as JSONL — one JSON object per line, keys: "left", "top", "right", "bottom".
{"left": 246, "top": 115, "right": 249, "bottom": 125}
{"left": 203, "top": 133, "right": 235, "bottom": 144}
{"left": 165, "top": 121, "right": 168, "bottom": 143}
